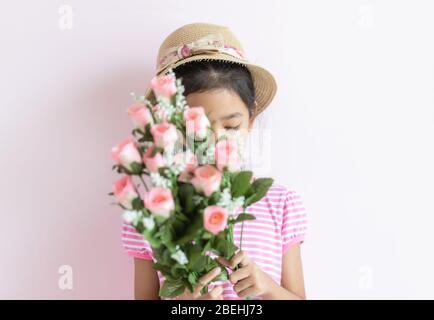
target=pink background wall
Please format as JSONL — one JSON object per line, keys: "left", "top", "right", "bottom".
{"left": 1, "top": 0, "right": 434, "bottom": 299}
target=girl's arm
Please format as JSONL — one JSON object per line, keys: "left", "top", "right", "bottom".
{"left": 133, "top": 258, "right": 160, "bottom": 300}
{"left": 265, "top": 243, "right": 306, "bottom": 300}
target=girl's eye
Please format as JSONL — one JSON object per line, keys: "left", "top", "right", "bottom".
{"left": 224, "top": 124, "right": 241, "bottom": 131}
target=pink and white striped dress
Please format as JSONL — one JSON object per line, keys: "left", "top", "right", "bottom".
{"left": 121, "top": 183, "right": 308, "bottom": 300}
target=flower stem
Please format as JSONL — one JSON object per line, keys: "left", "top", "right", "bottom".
{"left": 239, "top": 220, "right": 252, "bottom": 300}
{"left": 239, "top": 220, "right": 245, "bottom": 251}
{"left": 139, "top": 175, "right": 149, "bottom": 192}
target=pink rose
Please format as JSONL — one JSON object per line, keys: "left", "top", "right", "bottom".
{"left": 203, "top": 206, "right": 228, "bottom": 235}
{"left": 127, "top": 103, "right": 154, "bottom": 131}
{"left": 184, "top": 106, "right": 211, "bottom": 140}
{"left": 113, "top": 176, "right": 139, "bottom": 210}
{"left": 150, "top": 74, "right": 176, "bottom": 98}
{"left": 191, "top": 165, "right": 222, "bottom": 197}
{"left": 143, "top": 145, "right": 165, "bottom": 173}
{"left": 144, "top": 187, "right": 175, "bottom": 218}
{"left": 214, "top": 139, "right": 242, "bottom": 172}
{"left": 150, "top": 122, "right": 178, "bottom": 150}
{"left": 111, "top": 137, "right": 142, "bottom": 172}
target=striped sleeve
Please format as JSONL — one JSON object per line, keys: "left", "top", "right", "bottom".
{"left": 281, "top": 189, "right": 308, "bottom": 254}
{"left": 121, "top": 220, "right": 154, "bottom": 260}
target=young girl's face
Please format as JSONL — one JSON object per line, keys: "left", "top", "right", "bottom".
{"left": 185, "top": 89, "right": 254, "bottom": 139}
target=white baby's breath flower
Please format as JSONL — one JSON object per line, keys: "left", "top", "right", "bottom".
{"left": 155, "top": 95, "right": 176, "bottom": 121}
{"left": 216, "top": 188, "right": 245, "bottom": 215}
{"left": 150, "top": 172, "right": 172, "bottom": 188}
{"left": 231, "top": 196, "right": 245, "bottom": 212}
{"left": 142, "top": 216, "right": 155, "bottom": 230}
{"left": 203, "top": 144, "right": 215, "bottom": 165}
{"left": 216, "top": 188, "right": 232, "bottom": 207}
{"left": 192, "top": 195, "right": 203, "bottom": 206}
{"left": 122, "top": 210, "right": 142, "bottom": 225}
{"left": 171, "top": 249, "right": 188, "bottom": 265}
{"left": 142, "top": 141, "right": 154, "bottom": 149}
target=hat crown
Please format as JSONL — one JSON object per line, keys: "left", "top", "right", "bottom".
{"left": 156, "top": 23, "right": 245, "bottom": 71}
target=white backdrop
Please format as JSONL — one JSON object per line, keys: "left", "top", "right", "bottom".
{"left": 1, "top": 0, "right": 433, "bottom": 299}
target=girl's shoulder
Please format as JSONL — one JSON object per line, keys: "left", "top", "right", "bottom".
{"left": 249, "top": 181, "right": 308, "bottom": 217}
{"left": 261, "top": 182, "right": 303, "bottom": 202}
{"left": 263, "top": 182, "right": 309, "bottom": 252}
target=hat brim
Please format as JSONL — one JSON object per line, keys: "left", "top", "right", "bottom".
{"left": 144, "top": 53, "right": 277, "bottom": 116}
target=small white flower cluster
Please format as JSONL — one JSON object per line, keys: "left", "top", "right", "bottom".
{"left": 142, "top": 216, "right": 155, "bottom": 230}
{"left": 171, "top": 153, "right": 188, "bottom": 176}
{"left": 122, "top": 210, "right": 155, "bottom": 230}
{"left": 155, "top": 95, "right": 176, "bottom": 122}
{"left": 202, "top": 143, "right": 215, "bottom": 165}
{"left": 170, "top": 246, "right": 188, "bottom": 265}
{"left": 216, "top": 188, "right": 245, "bottom": 215}
{"left": 192, "top": 195, "right": 203, "bottom": 206}
{"left": 154, "top": 69, "right": 189, "bottom": 122}
{"left": 142, "top": 141, "right": 154, "bottom": 149}
{"left": 174, "top": 78, "right": 188, "bottom": 114}
{"left": 150, "top": 172, "right": 173, "bottom": 188}
{"left": 129, "top": 92, "right": 146, "bottom": 103}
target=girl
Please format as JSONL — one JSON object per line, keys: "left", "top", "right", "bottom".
{"left": 121, "top": 23, "right": 308, "bottom": 300}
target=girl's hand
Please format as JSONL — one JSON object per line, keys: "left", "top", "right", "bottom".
{"left": 217, "top": 250, "right": 276, "bottom": 299}
{"left": 177, "top": 267, "right": 223, "bottom": 300}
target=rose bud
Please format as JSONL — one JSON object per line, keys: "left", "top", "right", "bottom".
{"left": 215, "top": 139, "right": 242, "bottom": 172}
{"left": 113, "top": 176, "right": 139, "bottom": 210}
{"left": 127, "top": 103, "right": 153, "bottom": 131}
{"left": 143, "top": 145, "right": 165, "bottom": 173}
{"left": 111, "top": 137, "right": 143, "bottom": 173}
{"left": 150, "top": 74, "right": 176, "bottom": 98}
{"left": 203, "top": 205, "right": 228, "bottom": 235}
{"left": 184, "top": 106, "right": 211, "bottom": 140}
{"left": 150, "top": 122, "right": 178, "bottom": 150}
{"left": 144, "top": 187, "right": 175, "bottom": 219}
{"left": 191, "top": 165, "right": 222, "bottom": 197}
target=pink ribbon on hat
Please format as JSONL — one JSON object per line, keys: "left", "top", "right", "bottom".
{"left": 157, "top": 33, "right": 247, "bottom": 74}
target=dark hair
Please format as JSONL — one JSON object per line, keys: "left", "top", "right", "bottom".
{"left": 173, "top": 60, "right": 256, "bottom": 117}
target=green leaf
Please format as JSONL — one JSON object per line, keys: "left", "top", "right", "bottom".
{"left": 231, "top": 171, "right": 253, "bottom": 197}
{"left": 151, "top": 146, "right": 163, "bottom": 157}
{"left": 202, "top": 239, "right": 212, "bottom": 253}
{"left": 131, "top": 197, "right": 144, "bottom": 211}
{"left": 161, "top": 224, "right": 173, "bottom": 246}
{"left": 190, "top": 255, "right": 206, "bottom": 272}
{"left": 244, "top": 178, "right": 274, "bottom": 207}
{"left": 153, "top": 262, "right": 172, "bottom": 274}
{"left": 188, "top": 272, "right": 198, "bottom": 286}
{"left": 232, "top": 213, "right": 256, "bottom": 224}
{"left": 159, "top": 278, "right": 185, "bottom": 298}
{"left": 186, "top": 243, "right": 206, "bottom": 272}
{"left": 170, "top": 264, "right": 186, "bottom": 278}
{"left": 129, "top": 162, "right": 143, "bottom": 175}
{"left": 174, "top": 212, "right": 203, "bottom": 245}
{"left": 201, "top": 231, "right": 213, "bottom": 239}
{"left": 213, "top": 236, "right": 237, "bottom": 259}
{"left": 178, "top": 183, "right": 195, "bottom": 215}
{"left": 208, "top": 191, "right": 221, "bottom": 205}
{"left": 148, "top": 238, "right": 162, "bottom": 249}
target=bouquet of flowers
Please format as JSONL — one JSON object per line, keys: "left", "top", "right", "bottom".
{"left": 109, "top": 69, "right": 273, "bottom": 298}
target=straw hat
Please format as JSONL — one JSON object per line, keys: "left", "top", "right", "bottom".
{"left": 144, "top": 22, "right": 277, "bottom": 116}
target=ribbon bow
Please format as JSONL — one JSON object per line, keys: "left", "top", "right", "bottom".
{"left": 157, "top": 33, "right": 247, "bottom": 74}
